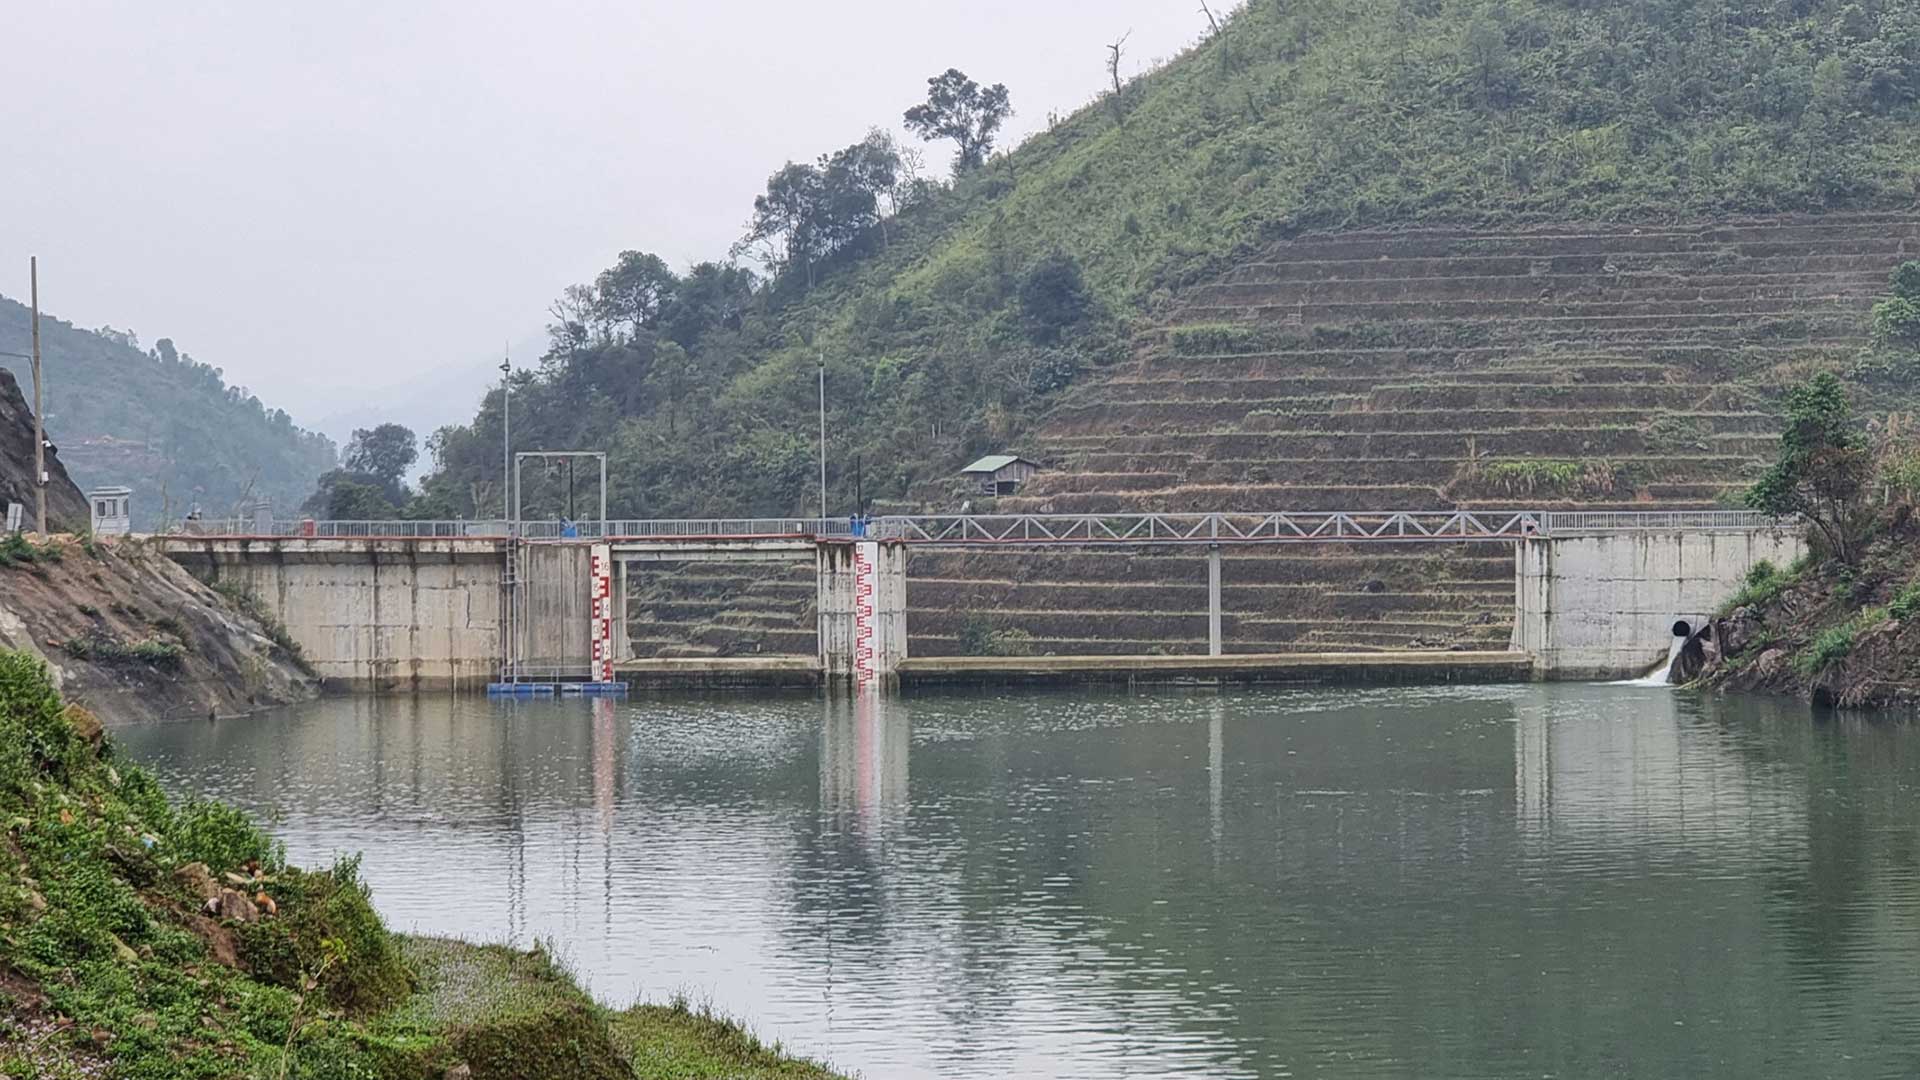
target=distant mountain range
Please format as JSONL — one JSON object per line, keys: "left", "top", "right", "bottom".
{"left": 0, "top": 296, "right": 335, "bottom": 526}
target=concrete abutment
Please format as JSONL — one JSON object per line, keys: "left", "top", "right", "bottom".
{"left": 1512, "top": 529, "right": 1806, "bottom": 680}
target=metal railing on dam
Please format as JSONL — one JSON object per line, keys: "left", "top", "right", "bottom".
{"left": 162, "top": 509, "right": 1790, "bottom": 546}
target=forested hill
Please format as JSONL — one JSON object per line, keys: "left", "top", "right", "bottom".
{"left": 0, "top": 297, "right": 335, "bottom": 527}
{"left": 418, "top": 0, "right": 1920, "bottom": 519}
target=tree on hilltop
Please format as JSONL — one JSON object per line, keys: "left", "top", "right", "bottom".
{"left": 304, "top": 422, "right": 417, "bottom": 518}
{"left": 343, "top": 423, "right": 418, "bottom": 492}
{"left": 740, "top": 132, "right": 901, "bottom": 286}
{"left": 593, "top": 251, "right": 678, "bottom": 340}
{"left": 903, "top": 69, "right": 1011, "bottom": 173}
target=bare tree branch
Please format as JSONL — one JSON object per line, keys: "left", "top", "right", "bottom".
{"left": 1107, "top": 30, "right": 1133, "bottom": 98}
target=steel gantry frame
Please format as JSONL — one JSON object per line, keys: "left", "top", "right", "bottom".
{"left": 872, "top": 510, "right": 1545, "bottom": 546}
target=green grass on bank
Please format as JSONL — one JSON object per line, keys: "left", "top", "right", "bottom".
{"left": 0, "top": 648, "right": 846, "bottom": 1080}
{"left": 611, "top": 1001, "right": 845, "bottom": 1080}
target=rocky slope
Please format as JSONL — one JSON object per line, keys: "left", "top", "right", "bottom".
{"left": 0, "top": 368, "right": 89, "bottom": 531}
{"left": 0, "top": 535, "right": 319, "bottom": 723}
{"left": 1699, "top": 514, "right": 1920, "bottom": 709}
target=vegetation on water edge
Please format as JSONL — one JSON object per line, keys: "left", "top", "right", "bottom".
{"left": 1703, "top": 368, "right": 1920, "bottom": 706}
{"left": 1724, "top": 559, "right": 1795, "bottom": 613}
{"left": 0, "top": 649, "right": 847, "bottom": 1079}
{"left": 611, "top": 998, "right": 845, "bottom": 1080}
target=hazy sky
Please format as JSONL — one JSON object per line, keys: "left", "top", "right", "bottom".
{"left": 2, "top": 1, "right": 1220, "bottom": 444}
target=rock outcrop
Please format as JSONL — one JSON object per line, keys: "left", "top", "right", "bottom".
{"left": 1700, "top": 514, "right": 1920, "bottom": 710}
{"left": 0, "top": 367, "right": 89, "bottom": 532}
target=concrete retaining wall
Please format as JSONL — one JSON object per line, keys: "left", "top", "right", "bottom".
{"left": 1513, "top": 529, "right": 1805, "bottom": 679}
{"left": 168, "top": 539, "right": 504, "bottom": 692}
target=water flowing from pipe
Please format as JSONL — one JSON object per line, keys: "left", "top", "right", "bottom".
{"left": 1612, "top": 635, "right": 1686, "bottom": 687}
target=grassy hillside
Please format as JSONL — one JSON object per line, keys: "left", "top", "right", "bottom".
{"left": 420, "top": 0, "right": 1920, "bottom": 519}
{"left": 0, "top": 650, "right": 846, "bottom": 1079}
{"left": 0, "top": 298, "right": 335, "bottom": 527}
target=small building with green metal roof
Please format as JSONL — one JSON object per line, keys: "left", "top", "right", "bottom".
{"left": 960, "top": 454, "right": 1041, "bottom": 496}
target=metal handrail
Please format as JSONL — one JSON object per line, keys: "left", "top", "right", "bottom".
{"left": 1535, "top": 509, "right": 1784, "bottom": 533}
{"left": 154, "top": 509, "right": 1794, "bottom": 544}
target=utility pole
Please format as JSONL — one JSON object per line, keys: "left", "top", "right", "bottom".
{"left": 816, "top": 350, "right": 828, "bottom": 522}
{"left": 30, "top": 258, "right": 44, "bottom": 535}
{"left": 500, "top": 352, "right": 511, "bottom": 523}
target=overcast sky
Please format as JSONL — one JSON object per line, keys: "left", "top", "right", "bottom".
{"left": 2, "top": 1, "right": 1221, "bottom": 444}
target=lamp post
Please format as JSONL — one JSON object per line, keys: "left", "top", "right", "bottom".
{"left": 499, "top": 353, "right": 511, "bottom": 524}
{"left": 816, "top": 350, "right": 827, "bottom": 522}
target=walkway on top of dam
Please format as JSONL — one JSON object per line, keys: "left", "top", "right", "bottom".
{"left": 162, "top": 508, "right": 1784, "bottom": 548}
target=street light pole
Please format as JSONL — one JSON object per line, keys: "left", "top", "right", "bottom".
{"left": 816, "top": 350, "right": 827, "bottom": 522}
{"left": 500, "top": 353, "right": 511, "bottom": 523}
{"left": 29, "top": 257, "right": 44, "bottom": 535}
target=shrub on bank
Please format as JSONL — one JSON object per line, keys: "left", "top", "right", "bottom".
{"left": 1796, "top": 606, "right": 1889, "bottom": 676}
{"left": 1726, "top": 560, "right": 1791, "bottom": 612}
{"left": 1892, "top": 579, "right": 1920, "bottom": 622}
{"left": 58, "top": 628, "right": 187, "bottom": 672}
{"left": 958, "top": 615, "right": 1039, "bottom": 657}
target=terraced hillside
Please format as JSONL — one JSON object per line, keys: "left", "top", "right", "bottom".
{"left": 902, "top": 215, "right": 1905, "bottom": 657}
{"left": 617, "top": 215, "right": 1908, "bottom": 660}
{"left": 623, "top": 561, "right": 817, "bottom": 659}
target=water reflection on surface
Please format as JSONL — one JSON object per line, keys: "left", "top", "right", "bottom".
{"left": 116, "top": 685, "right": 1920, "bottom": 1078}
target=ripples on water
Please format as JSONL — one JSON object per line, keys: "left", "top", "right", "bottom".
{"left": 116, "top": 685, "right": 1920, "bottom": 1079}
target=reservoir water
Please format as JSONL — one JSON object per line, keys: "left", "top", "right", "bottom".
{"left": 117, "top": 685, "right": 1920, "bottom": 1078}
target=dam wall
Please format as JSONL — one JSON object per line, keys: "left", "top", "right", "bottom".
{"left": 166, "top": 538, "right": 505, "bottom": 692}
{"left": 1513, "top": 529, "right": 1806, "bottom": 680}
{"left": 161, "top": 520, "right": 1806, "bottom": 691}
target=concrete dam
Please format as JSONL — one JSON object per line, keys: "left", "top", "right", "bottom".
{"left": 160, "top": 511, "right": 1802, "bottom": 692}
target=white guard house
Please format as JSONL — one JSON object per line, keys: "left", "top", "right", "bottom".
{"left": 960, "top": 454, "right": 1041, "bottom": 496}
{"left": 89, "top": 487, "right": 133, "bottom": 536}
